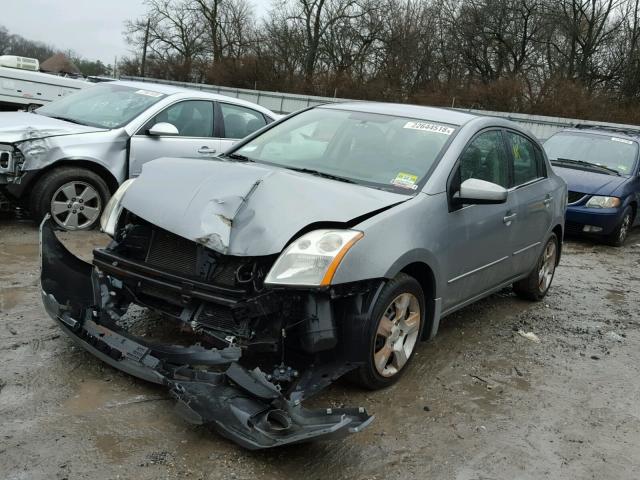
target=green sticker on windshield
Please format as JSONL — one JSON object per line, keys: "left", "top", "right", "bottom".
{"left": 392, "top": 172, "right": 418, "bottom": 190}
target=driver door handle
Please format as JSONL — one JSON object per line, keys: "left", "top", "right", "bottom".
{"left": 198, "top": 146, "right": 217, "bottom": 154}
{"left": 543, "top": 195, "right": 553, "bottom": 206}
{"left": 503, "top": 212, "right": 517, "bottom": 224}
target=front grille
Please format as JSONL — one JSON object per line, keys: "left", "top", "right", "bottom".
{"left": 568, "top": 191, "right": 586, "bottom": 204}
{"left": 196, "top": 304, "right": 251, "bottom": 338}
{"left": 146, "top": 227, "right": 198, "bottom": 276}
{"left": 211, "top": 263, "right": 238, "bottom": 286}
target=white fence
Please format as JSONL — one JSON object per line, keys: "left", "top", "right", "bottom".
{"left": 122, "top": 75, "right": 639, "bottom": 140}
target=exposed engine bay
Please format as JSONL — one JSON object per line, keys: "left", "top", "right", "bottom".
{"left": 40, "top": 213, "right": 380, "bottom": 449}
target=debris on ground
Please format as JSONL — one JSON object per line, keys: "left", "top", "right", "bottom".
{"left": 517, "top": 330, "right": 541, "bottom": 343}
{"left": 606, "top": 331, "right": 625, "bottom": 342}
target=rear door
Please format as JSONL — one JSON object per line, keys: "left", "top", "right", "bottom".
{"left": 443, "top": 129, "right": 518, "bottom": 310}
{"left": 129, "top": 100, "right": 219, "bottom": 176}
{"left": 216, "top": 102, "right": 269, "bottom": 153}
{"left": 504, "top": 129, "right": 554, "bottom": 276}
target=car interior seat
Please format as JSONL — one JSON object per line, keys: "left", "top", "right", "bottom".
{"left": 224, "top": 114, "right": 247, "bottom": 139}
{"left": 245, "top": 118, "right": 264, "bottom": 136}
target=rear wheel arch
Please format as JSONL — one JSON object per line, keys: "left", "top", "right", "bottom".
{"left": 552, "top": 224, "right": 563, "bottom": 264}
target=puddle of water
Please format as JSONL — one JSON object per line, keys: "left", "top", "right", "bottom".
{"left": 64, "top": 379, "right": 131, "bottom": 414}
{"left": 605, "top": 289, "right": 626, "bottom": 303}
{"left": 94, "top": 433, "right": 131, "bottom": 462}
{"left": 0, "top": 243, "right": 38, "bottom": 259}
{"left": 0, "top": 286, "right": 22, "bottom": 311}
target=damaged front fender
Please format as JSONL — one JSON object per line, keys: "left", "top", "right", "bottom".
{"left": 39, "top": 217, "right": 373, "bottom": 449}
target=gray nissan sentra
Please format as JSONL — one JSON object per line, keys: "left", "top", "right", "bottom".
{"left": 40, "top": 102, "right": 566, "bottom": 449}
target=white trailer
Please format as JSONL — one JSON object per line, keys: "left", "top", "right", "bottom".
{"left": 0, "top": 56, "right": 91, "bottom": 111}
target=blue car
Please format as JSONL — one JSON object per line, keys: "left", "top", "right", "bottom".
{"left": 544, "top": 125, "right": 640, "bottom": 246}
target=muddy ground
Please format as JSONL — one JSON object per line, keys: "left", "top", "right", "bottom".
{"left": 1, "top": 213, "right": 639, "bottom": 480}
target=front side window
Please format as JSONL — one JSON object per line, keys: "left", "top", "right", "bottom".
{"left": 544, "top": 132, "right": 638, "bottom": 176}
{"left": 458, "top": 130, "right": 509, "bottom": 188}
{"left": 233, "top": 107, "right": 456, "bottom": 193}
{"left": 506, "top": 131, "right": 543, "bottom": 186}
{"left": 36, "top": 84, "right": 166, "bottom": 129}
{"left": 220, "top": 103, "right": 267, "bottom": 139}
{"left": 149, "top": 100, "right": 214, "bottom": 137}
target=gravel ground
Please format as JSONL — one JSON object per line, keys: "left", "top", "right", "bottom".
{"left": 1, "top": 213, "right": 639, "bottom": 480}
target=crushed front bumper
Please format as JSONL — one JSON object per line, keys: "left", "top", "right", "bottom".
{"left": 40, "top": 218, "right": 372, "bottom": 449}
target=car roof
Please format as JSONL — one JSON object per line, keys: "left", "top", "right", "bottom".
{"left": 111, "top": 80, "right": 276, "bottom": 117}
{"left": 555, "top": 125, "right": 640, "bottom": 141}
{"left": 321, "top": 101, "right": 478, "bottom": 126}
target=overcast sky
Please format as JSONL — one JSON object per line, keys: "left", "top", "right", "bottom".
{"left": 3, "top": 0, "right": 271, "bottom": 65}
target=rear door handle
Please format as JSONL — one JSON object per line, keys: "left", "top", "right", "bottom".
{"left": 198, "top": 146, "right": 217, "bottom": 154}
{"left": 543, "top": 195, "right": 553, "bottom": 206}
{"left": 503, "top": 213, "right": 517, "bottom": 224}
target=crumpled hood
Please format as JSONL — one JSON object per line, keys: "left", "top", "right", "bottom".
{"left": 553, "top": 165, "right": 627, "bottom": 196}
{"left": 0, "top": 112, "right": 106, "bottom": 144}
{"left": 122, "top": 157, "right": 409, "bottom": 255}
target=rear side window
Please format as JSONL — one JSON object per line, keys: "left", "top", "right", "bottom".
{"left": 220, "top": 103, "right": 267, "bottom": 139}
{"left": 506, "top": 131, "right": 543, "bottom": 186}
{"left": 458, "top": 130, "right": 509, "bottom": 188}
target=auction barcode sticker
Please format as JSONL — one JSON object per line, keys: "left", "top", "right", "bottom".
{"left": 611, "top": 137, "right": 633, "bottom": 145}
{"left": 403, "top": 121, "right": 455, "bottom": 135}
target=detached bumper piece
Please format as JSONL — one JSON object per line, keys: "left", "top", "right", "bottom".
{"left": 40, "top": 218, "right": 372, "bottom": 450}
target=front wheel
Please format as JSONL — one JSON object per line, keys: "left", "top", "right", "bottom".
{"left": 606, "top": 206, "right": 633, "bottom": 247}
{"left": 349, "top": 273, "right": 425, "bottom": 390}
{"left": 29, "top": 167, "right": 110, "bottom": 231}
{"left": 513, "top": 233, "right": 559, "bottom": 301}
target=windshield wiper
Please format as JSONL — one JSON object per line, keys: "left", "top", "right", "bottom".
{"left": 284, "top": 167, "right": 357, "bottom": 184}
{"left": 552, "top": 157, "right": 621, "bottom": 176}
{"left": 221, "top": 152, "right": 253, "bottom": 162}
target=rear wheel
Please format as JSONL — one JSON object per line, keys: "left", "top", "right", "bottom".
{"left": 513, "top": 233, "right": 558, "bottom": 301}
{"left": 29, "top": 167, "right": 110, "bottom": 230}
{"left": 606, "top": 206, "right": 633, "bottom": 247}
{"left": 349, "top": 273, "right": 425, "bottom": 390}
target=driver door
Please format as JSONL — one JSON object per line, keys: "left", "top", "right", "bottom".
{"left": 442, "top": 129, "right": 518, "bottom": 311}
{"left": 129, "top": 100, "right": 220, "bottom": 176}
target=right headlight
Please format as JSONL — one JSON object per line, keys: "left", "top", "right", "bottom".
{"left": 265, "top": 229, "right": 364, "bottom": 287}
{"left": 100, "top": 179, "right": 135, "bottom": 236}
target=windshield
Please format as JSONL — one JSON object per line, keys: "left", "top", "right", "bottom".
{"left": 233, "top": 107, "right": 456, "bottom": 193}
{"left": 36, "top": 84, "right": 167, "bottom": 129}
{"left": 544, "top": 132, "right": 638, "bottom": 176}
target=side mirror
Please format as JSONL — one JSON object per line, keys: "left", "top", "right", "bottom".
{"left": 454, "top": 178, "right": 508, "bottom": 205}
{"left": 148, "top": 122, "right": 179, "bottom": 136}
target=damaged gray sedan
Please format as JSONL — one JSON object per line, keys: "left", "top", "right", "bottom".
{"left": 40, "top": 103, "right": 566, "bottom": 449}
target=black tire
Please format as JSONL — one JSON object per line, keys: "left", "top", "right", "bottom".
{"left": 605, "top": 206, "right": 633, "bottom": 247}
{"left": 513, "top": 233, "right": 559, "bottom": 301}
{"left": 348, "top": 273, "right": 426, "bottom": 390}
{"left": 29, "top": 167, "right": 111, "bottom": 231}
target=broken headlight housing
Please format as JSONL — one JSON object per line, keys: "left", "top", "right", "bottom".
{"left": 100, "top": 179, "right": 135, "bottom": 236}
{"left": 585, "top": 196, "right": 621, "bottom": 209}
{"left": 265, "top": 229, "right": 363, "bottom": 287}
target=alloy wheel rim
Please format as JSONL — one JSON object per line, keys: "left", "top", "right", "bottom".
{"left": 538, "top": 240, "right": 557, "bottom": 293}
{"left": 374, "top": 293, "right": 421, "bottom": 378}
{"left": 619, "top": 214, "right": 631, "bottom": 243}
{"left": 50, "top": 181, "right": 102, "bottom": 230}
